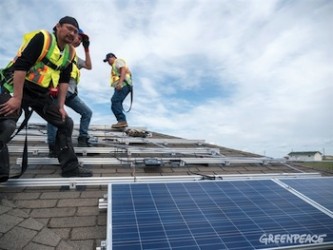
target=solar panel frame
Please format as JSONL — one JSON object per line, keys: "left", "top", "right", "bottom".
{"left": 108, "top": 179, "right": 333, "bottom": 250}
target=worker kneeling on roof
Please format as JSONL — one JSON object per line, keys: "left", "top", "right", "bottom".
{"left": 0, "top": 16, "right": 93, "bottom": 181}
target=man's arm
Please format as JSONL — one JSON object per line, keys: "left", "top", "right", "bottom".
{"left": 82, "top": 49, "right": 92, "bottom": 70}
{"left": 115, "top": 59, "right": 127, "bottom": 90}
{"left": 57, "top": 83, "right": 69, "bottom": 121}
{"left": 116, "top": 67, "right": 127, "bottom": 90}
{"left": 57, "top": 63, "right": 73, "bottom": 120}
{"left": 0, "top": 71, "right": 26, "bottom": 116}
{"left": 14, "top": 32, "right": 44, "bottom": 71}
{"left": 77, "top": 46, "right": 92, "bottom": 70}
{"left": 81, "top": 34, "right": 92, "bottom": 70}
{"left": 0, "top": 32, "right": 43, "bottom": 116}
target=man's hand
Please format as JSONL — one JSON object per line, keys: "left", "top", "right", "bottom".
{"left": 0, "top": 96, "right": 21, "bottom": 117}
{"left": 115, "top": 83, "right": 123, "bottom": 90}
{"left": 81, "top": 34, "right": 90, "bottom": 51}
{"left": 59, "top": 106, "right": 67, "bottom": 121}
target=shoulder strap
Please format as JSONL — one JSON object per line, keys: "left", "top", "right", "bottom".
{"left": 37, "top": 30, "right": 53, "bottom": 62}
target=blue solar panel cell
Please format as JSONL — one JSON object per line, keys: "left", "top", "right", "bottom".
{"left": 281, "top": 177, "right": 333, "bottom": 212}
{"left": 111, "top": 180, "right": 333, "bottom": 250}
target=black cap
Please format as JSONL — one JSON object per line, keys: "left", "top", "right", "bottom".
{"left": 103, "top": 53, "right": 117, "bottom": 62}
{"left": 58, "top": 16, "right": 79, "bottom": 29}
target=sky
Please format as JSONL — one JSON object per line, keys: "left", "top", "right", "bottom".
{"left": 1, "top": 0, "right": 332, "bottom": 158}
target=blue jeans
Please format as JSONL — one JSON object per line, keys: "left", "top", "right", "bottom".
{"left": 111, "top": 85, "right": 131, "bottom": 122}
{"left": 47, "top": 92, "right": 92, "bottom": 145}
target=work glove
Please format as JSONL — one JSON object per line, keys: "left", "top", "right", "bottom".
{"left": 81, "top": 34, "right": 90, "bottom": 51}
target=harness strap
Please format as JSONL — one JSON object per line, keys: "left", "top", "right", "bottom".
{"left": 10, "top": 107, "right": 33, "bottom": 140}
{"left": 123, "top": 84, "right": 133, "bottom": 113}
{"left": 41, "top": 57, "right": 64, "bottom": 71}
{"left": 10, "top": 107, "right": 33, "bottom": 179}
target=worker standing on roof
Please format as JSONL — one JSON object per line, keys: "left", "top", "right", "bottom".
{"left": 47, "top": 28, "right": 93, "bottom": 155}
{"left": 103, "top": 53, "right": 132, "bottom": 129}
{"left": 0, "top": 16, "right": 93, "bottom": 181}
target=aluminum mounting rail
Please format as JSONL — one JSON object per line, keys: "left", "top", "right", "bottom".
{"left": 77, "top": 125, "right": 147, "bottom": 131}
{"left": 11, "top": 135, "right": 48, "bottom": 142}
{"left": 11, "top": 135, "right": 97, "bottom": 142}
{"left": 11, "top": 135, "right": 206, "bottom": 145}
{"left": 127, "top": 147, "right": 220, "bottom": 155}
{"left": 113, "top": 137, "right": 205, "bottom": 145}
{"left": 17, "top": 129, "right": 128, "bottom": 138}
{"left": 98, "top": 185, "right": 112, "bottom": 250}
{"left": 8, "top": 145, "right": 220, "bottom": 156}
{"left": 0, "top": 173, "right": 322, "bottom": 188}
{"left": 26, "top": 123, "right": 147, "bottom": 131}
{"left": 8, "top": 145, "right": 127, "bottom": 155}
{"left": 16, "top": 156, "right": 282, "bottom": 166}
{"left": 78, "top": 131, "right": 127, "bottom": 137}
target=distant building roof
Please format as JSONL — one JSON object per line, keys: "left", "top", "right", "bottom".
{"left": 288, "top": 151, "right": 322, "bottom": 156}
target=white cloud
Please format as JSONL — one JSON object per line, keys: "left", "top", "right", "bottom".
{"left": 1, "top": 0, "right": 332, "bottom": 158}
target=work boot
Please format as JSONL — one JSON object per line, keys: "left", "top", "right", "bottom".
{"left": 58, "top": 147, "right": 93, "bottom": 177}
{"left": 61, "top": 164, "right": 93, "bottom": 177}
{"left": 111, "top": 121, "right": 128, "bottom": 128}
{"left": 0, "top": 142, "right": 10, "bottom": 183}
{"left": 48, "top": 144, "right": 57, "bottom": 158}
{"left": 77, "top": 136, "right": 91, "bottom": 147}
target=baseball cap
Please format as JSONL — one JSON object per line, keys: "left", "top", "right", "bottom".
{"left": 58, "top": 16, "right": 79, "bottom": 29}
{"left": 103, "top": 53, "right": 117, "bottom": 62}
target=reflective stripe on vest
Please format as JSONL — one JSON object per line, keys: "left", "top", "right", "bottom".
{"left": 25, "top": 31, "right": 75, "bottom": 88}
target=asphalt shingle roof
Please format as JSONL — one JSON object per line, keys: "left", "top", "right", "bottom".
{"left": 1, "top": 124, "right": 332, "bottom": 249}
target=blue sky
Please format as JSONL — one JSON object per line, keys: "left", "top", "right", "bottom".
{"left": 1, "top": 0, "right": 332, "bottom": 158}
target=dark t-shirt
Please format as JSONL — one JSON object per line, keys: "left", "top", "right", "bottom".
{"left": 14, "top": 31, "right": 72, "bottom": 85}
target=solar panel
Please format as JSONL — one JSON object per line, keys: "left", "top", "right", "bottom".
{"left": 110, "top": 180, "right": 333, "bottom": 250}
{"left": 281, "top": 177, "right": 333, "bottom": 213}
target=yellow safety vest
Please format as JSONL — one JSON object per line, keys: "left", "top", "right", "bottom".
{"left": 110, "top": 58, "right": 132, "bottom": 88}
{"left": 24, "top": 30, "right": 75, "bottom": 88}
{"left": 3, "top": 30, "right": 75, "bottom": 92}
{"left": 70, "top": 55, "right": 81, "bottom": 84}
